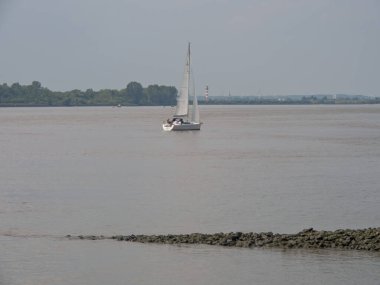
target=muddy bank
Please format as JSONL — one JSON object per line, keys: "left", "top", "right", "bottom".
{"left": 67, "top": 228, "right": 380, "bottom": 251}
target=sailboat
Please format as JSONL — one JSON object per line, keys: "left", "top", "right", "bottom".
{"left": 162, "top": 43, "right": 202, "bottom": 131}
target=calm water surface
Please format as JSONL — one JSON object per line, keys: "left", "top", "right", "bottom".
{"left": 1, "top": 105, "right": 379, "bottom": 284}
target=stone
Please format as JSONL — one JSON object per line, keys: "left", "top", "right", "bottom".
{"left": 68, "top": 228, "right": 380, "bottom": 251}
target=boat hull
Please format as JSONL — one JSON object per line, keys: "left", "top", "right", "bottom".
{"left": 162, "top": 122, "right": 201, "bottom": 131}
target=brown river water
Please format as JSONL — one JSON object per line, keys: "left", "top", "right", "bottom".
{"left": 1, "top": 105, "right": 379, "bottom": 284}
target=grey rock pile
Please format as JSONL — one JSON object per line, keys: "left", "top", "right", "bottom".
{"left": 67, "top": 228, "right": 380, "bottom": 251}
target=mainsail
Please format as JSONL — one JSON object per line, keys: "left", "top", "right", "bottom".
{"left": 174, "top": 43, "right": 190, "bottom": 117}
{"left": 191, "top": 93, "right": 199, "bottom": 123}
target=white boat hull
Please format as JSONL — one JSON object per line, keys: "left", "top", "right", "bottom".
{"left": 162, "top": 122, "right": 201, "bottom": 131}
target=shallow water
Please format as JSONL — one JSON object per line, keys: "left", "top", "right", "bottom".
{"left": 1, "top": 105, "right": 379, "bottom": 284}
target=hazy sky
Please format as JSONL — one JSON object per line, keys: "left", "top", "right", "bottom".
{"left": 0, "top": 0, "right": 379, "bottom": 96}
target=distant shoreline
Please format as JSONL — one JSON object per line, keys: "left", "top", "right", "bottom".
{"left": 1, "top": 81, "right": 379, "bottom": 107}
{"left": 1, "top": 101, "right": 379, "bottom": 108}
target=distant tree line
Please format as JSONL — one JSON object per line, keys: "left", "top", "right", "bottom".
{"left": 0, "top": 81, "right": 177, "bottom": 106}
{"left": 1, "top": 81, "right": 379, "bottom": 107}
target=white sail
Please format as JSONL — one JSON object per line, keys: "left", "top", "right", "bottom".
{"left": 174, "top": 43, "right": 190, "bottom": 117}
{"left": 191, "top": 94, "right": 200, "bottom": 123}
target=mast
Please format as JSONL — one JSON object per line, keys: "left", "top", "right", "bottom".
{"left": 187, "top": 42, "right": 191, "bottom": 118}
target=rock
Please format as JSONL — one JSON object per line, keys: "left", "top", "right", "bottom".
{"left": 67, "top": 228, "right": 380, "bottom": 251}
{"left": 301, "top": 228, "right": 315, "bottom": 234}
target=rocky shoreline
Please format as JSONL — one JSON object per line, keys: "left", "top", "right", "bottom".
{"left": 67, "top": 228, "right": 380, "bottom": 251}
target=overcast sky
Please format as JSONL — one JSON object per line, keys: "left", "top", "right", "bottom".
{"left": 0, "top": 0, "right": 379, "bottom": 96}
